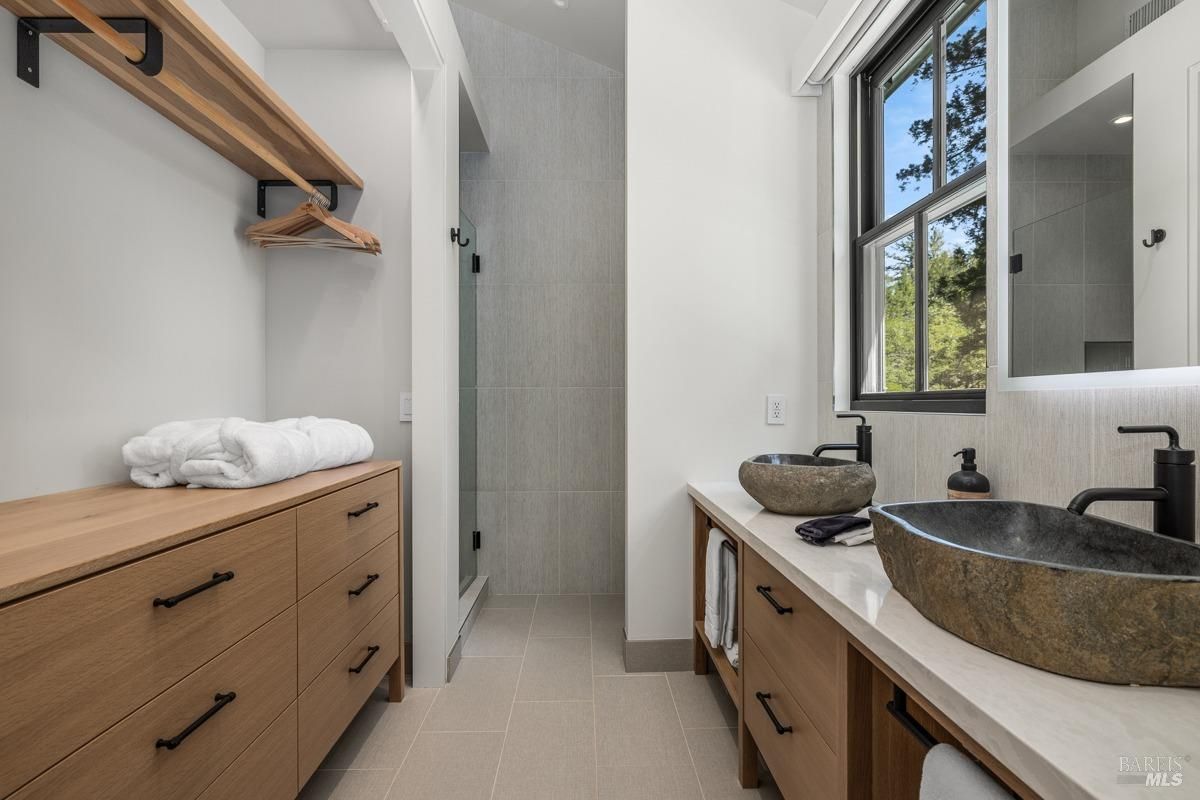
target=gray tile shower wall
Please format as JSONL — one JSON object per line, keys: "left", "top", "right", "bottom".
{"left": 454, "top": 3, "right": 626, "bottom": 595}
{"left": 814, "top": 88, "right": 1200, "bottom": 533}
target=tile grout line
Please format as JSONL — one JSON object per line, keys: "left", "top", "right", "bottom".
{"left": 666, "top": 674, "right": 709, "bottom": 800}
{"left": 590, "top": 593, "right": 601, "bottom": 800}
{"left": 487, "top": 593, "right": 535, "bottom": 800}
{"left": 380, "top": 684, "right": 441, "bottom": 799}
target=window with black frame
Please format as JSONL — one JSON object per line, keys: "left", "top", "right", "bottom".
{"left": 851, "top": 0, "right": 987, "bottom": 413}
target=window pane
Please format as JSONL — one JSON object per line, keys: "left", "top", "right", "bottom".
{"left": 927, "top": 195, "right": 987, "bottom": 390}
{"left": 944, "top": 0, "right": 987, "bottom": 181}
{"left": 862, "top": 231, "right": 917, "bottom": 393}
{"left": 881, "top": 37, "right": 934, "bottom": 219}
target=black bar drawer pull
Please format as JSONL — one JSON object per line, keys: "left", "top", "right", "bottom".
{"left": 755, "top": 692, "right": 793, "bottom": 735}
{"left": 153, "top": 571, "right": 235, "bottom": 608}
{"left": 349, "top": 573, "right": 380, "bottom": 597}
{"left": 755, "top": 585, "right": 793, "bottom": 615}
{"left": 155, "top": 692, "right": 236, "bottom": 750}
{"left": 349, "top": 645, "right": 381, "bottom": 674}
{"left": 348, "top": 501, "right": 380, "bottom": 518}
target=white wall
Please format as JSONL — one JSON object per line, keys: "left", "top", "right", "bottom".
{"left": 407, "top": 0, "right": 478, "bottom": 686}
{"left": 263, "top": 48, "right": 414, "bottom": 638}
{"left": 0, "top": 12, "right": 266, "bottom": 502}
{"left": 626, "top": 0, "right": 819, "bottom": 641}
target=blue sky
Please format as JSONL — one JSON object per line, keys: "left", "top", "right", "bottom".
{"left": 882, "top": 1, "right": 986, "bottom": 219}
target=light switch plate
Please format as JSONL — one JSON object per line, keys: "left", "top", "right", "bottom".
{"left": 400, "top": 392, "right": 413, "bottom": 422}
{"left": 766, "top": 394, "right": 786, "bottom": 425}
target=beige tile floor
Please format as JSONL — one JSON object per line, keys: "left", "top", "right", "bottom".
{"left": 301, "top": 594, "right": 782, "bottom": 800}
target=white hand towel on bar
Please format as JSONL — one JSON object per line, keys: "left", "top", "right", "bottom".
{"left": 719, "top": 540, "right": 737, "bottom": 651}
{"left": 919, "top": 744, "right": 1010, "bottom": 800}
{"left": 704, "top": 528, "right": 730, "bottom": 648}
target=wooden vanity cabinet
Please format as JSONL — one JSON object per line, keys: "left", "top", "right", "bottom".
{"left": 691, "top": 500, "right": 1037, "bottom": 800}
{"left": 0, "top": 462, "right": 404, "bottom": 800}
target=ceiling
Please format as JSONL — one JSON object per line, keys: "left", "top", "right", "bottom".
{"left": 452, "top": 0, "right": 626, "bottom": 71}
{"left": 1012, "top": 76, "right": 1134, "bottom": 156}
{"left": 223, "top": 0, "right": 397, "bottom": 50}
{"left": 452, "top": 0, "right": 827, "bottom": 75}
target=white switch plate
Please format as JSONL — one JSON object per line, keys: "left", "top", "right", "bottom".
{"left": 766, "top": 394, "right": 786, "bottom": 425}
{"left": 400, "top": 392, "right": 413, "bottom": 422}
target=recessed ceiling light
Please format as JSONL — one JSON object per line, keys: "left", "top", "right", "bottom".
{"left": 1111, "top": 113, "right": 1134, "bottom": 125}
{"left": 553, "top": 0, "right": 569, "bottom": 7}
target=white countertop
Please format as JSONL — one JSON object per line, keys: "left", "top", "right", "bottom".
{"left": 688, "top": 482, "right": 1200, "bottom": 800}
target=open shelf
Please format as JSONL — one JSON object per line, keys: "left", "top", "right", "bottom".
{"left": 4, "top": 0, "right": 362, "bottom": 189}
{"left": 694, "top": 620, "right": 740, "bottom": 711}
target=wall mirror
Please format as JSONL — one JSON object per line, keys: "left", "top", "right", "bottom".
{"left": 1003, "top": 0, "right": 1200, "bottom": 379}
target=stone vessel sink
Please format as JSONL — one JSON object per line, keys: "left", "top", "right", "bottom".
{"left": 738, "top": 454, "right": 875, "bottom": 516}
{"left": 870, "top": 500, "right": 1200, "bottom": 686}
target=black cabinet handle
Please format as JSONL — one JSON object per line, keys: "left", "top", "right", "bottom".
{"left": 153, "top": 571, "right": 235, "bottom": 608}
{"left": 348, "top": 501, "right": 380, "bottom": 519}
{"left": 349, "top": 573, "right": 380, "bottom": 597}
{"left": 155, "top": 692, "right": 236, "bottom": 750}
{"left": 349, "top": 645, "right": 381, "bottom": 674}
{"left": 755, "top": 692, "right": 793, "bottom": 735}
{"left": 755, "top": 585, "right": 793, "bottom": 615}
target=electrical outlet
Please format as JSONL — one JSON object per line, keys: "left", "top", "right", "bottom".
{"left": 766, "top": 394, "right": 786, "bottom": 425}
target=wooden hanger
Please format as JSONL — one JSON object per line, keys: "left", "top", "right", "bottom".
{"left": 245, "top": 199, "right": 382, "bottom": 254}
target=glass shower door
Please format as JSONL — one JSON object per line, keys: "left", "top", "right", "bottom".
{"left": 458, "top": 212, "right": 479, "bottom": 596}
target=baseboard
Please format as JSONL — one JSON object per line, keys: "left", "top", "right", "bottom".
{"left": 623, "top": 635, "right": 693, "bottom": 672}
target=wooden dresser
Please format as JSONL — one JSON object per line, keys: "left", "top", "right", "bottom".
{"left": 0, "top": 460, "right": 403, "bottom": 800}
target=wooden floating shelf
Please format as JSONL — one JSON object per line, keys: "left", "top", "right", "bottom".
{"left": 3, "top": 0, "right": 363, "bottom": 190}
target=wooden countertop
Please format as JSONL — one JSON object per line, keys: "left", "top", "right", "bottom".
{"left": 0, "top": 461, "right": 401, "bottom": 605}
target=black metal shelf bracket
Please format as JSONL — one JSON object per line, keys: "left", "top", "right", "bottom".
{"left": 18, "top": 17, "right": 163, "bottom": 88}
{"left": 885, "top": 686, "right": 938, "bottom": 750}
{"left": 257, "top": 180, "right": 338, "bottom": 218}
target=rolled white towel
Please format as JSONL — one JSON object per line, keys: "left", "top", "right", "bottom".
{"left": 298, "top": 416, "right": 374, "bottom": 471}
{"left": 920, "top": 744, "right": 1011, "bottom": 800}
{"left": 177, "top": 417, "right": 317, "bottom": 489}
{"left": 122, "top": 419, "right": 221, "bottom": 488}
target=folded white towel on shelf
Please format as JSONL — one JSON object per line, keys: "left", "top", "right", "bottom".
{"left": 123, "top": 416, "right": 374, "bottom": 489}
{"left": 703, "top": 528, "right": 729, "bottom": 648}
{"left": 920, "top": 744, "right": 1011, "bottom": 800}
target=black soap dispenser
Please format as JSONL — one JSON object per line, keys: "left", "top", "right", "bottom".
{"left": 948, "top": 448, "right": 991, "bottom": 499}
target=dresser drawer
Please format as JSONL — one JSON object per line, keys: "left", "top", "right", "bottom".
{"left": 13, "top": 608, "right": 297, "bottom": 800}
{"left": 298, "top": 534, "right": 399, "bottom": 689}
{"left": 743, "top": 633, "right": 837, "bottom": 800}
{"left": 743, "top": 548, "right": 841, "bottom": 752}
{"left": 0, "top": 510, "right": 296, "bottom": 798}
{"left": 197, "top": 703, "right": 298, "bottom": 800}
{"left": 299, "top": 596, "right": 400, "bottom": 783}
{"left": 298, "top": 471, "right": 399, "bottom": 595}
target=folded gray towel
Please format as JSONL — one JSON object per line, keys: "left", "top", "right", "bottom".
{"left": 796, "top": 514, "right": 871, "bottom": 546}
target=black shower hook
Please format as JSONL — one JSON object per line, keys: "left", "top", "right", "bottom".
{"left": 450, "top": 228, "right": 471, "bottom": 247}
{"left": 1142, "top": 228, "right": 1166, "bottom": 248}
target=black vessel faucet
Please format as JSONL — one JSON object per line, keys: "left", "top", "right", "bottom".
{"left": 1067, "top": 425, "right": 1196, "bottom": 542}
{"left": 813, "top": 413, "right": 873, "bottom": 466}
